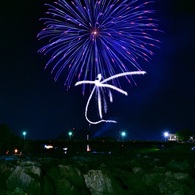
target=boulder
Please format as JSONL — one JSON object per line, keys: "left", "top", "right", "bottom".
{"left": 6, "top": 161, "right": 41, "bottom": 194}
{"left": 84, "top": 170, "right": 114, "bottom": 195}
{"left": 167, "top": 160, "right": 190, "bottom": 172}
{"left": 43, "top": 165, "right": 90, "bottom": 195}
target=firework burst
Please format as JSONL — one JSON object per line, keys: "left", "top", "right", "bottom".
{"left": 37, "top": 0, "right": 159, "bottom": 92}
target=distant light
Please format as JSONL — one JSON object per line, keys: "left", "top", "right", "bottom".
{"left": 68, "top": 131, "right": 73, "bottom": 136}
{"left": 121, "top": 131, "right": 126, "bottom": 137}
{"left": 22, "top": 131, "right": 27, "bottom": 140}
{"left": 63, "top": 147, "right": 68, "bottom": 154}
{"left": 44, "top": 145, "right": 53, "bottom": 149}
{"left": 14, "top": 149, "right": 18, "bottom": 154}
{"left": 164, "top": 132, "right": 169, "bottom": 137}
{"left": 87, "top": 144, "right": 91, "bottom": 152}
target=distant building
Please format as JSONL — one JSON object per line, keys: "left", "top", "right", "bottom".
{"left": 189, "top": 135, "right": 195, "bottom": 142}
{"left": 168, "top": 134, "right": 177, "bottom": 141}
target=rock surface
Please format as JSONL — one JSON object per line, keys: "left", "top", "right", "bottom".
{"left": 0, "top": 151, "right": 195, "bottom": 195}
{"left": 84, "top": 170, "right": 114, "bottom": 195}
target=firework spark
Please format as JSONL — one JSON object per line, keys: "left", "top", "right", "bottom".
{"left": 75, "top": 71, "right": 146, "bottom": 124}
{"left": 38, "top": 0, "right": 159, "bottom": 92}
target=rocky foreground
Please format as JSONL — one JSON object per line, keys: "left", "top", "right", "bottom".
{"left": 0, "top": 146, "right": 195, "bottom": 195}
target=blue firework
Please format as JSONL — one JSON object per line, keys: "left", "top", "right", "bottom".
{"left": 37, "top": 0, "right": 159, "bottom": 92}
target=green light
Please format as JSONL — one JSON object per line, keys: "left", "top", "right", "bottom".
{"left": 22, "top": 131, "right": 27, "bottom": 140}
{"left": 68, "top": 131, "right": 73, "bottom": 136}
{"left": 121, "top": 131, "right": 126, "bottom": 137}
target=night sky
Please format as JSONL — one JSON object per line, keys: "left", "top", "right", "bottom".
{"left": 0, "top": 0, "right": 194, "bottom": 140}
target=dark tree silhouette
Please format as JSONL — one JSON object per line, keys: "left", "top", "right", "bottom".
{"left": 0, "top": 124, "right": 22, "bottom": 154}
{"left": 176, "top": 129, "right": 194, "bottom": 142}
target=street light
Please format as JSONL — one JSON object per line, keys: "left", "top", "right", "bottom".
{"left": 163, "top": 131, "right": 169, "bottom": 142}
{"left": 68, "top": 131, "right": 73, "bottom": 140}
{"left": 121, "top": 131, "right": 126, "bottom": 141}
{"left": 22, "top": 131, "right": 27, "bottom": 140}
